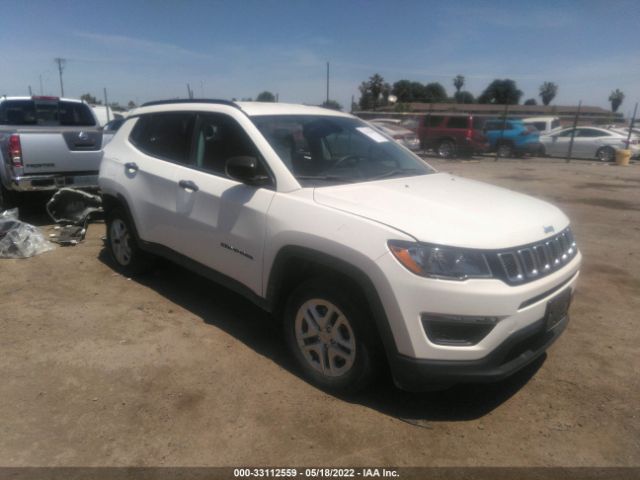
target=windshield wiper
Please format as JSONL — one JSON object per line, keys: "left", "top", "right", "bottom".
{"left": 368, "top": 168, "right": 424, "bottom": 181}
{"left": 295, "top": 175, "right": 351, "bottom": 182}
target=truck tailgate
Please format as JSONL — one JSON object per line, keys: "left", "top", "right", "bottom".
{"left": 17, "top": 127, "right": 103, "bottom": 175}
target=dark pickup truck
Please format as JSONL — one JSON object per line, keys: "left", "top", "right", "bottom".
{"left": 0, "top": 96, "right": 103, "bottom": 209}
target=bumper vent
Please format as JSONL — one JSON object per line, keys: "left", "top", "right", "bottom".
{"left": 493, "top": 228, "right": 577, "bottom": 285}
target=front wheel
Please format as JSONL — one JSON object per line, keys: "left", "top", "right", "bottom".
{"left": 283, "top": 279, "right": 377, "bottom": 393}
{"left": 596, "top": 146, "right": 615, "bottom": 162}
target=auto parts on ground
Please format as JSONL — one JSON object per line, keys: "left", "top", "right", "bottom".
{"left": 0, "top": 208, "right": 55, "bottom": 259}
{"left": 48, "top": 225, "right": 87, "bottom": 246}
{"left": 45, "top": 188, "right": 104, "bottom": 245}
{"left": 46, "top": 188, "right": 103, "bottom": 225}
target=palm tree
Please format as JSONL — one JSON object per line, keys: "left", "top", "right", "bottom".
{"left": 453, "top": 75, "right": 465, "bottom": 94}
{"left": 609, "top": 89, "right": 625, "bottom": 113}
{"left": 539, "top": 82, "right": 558, "bottom": 106}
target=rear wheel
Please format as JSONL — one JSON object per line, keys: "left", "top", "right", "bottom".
{"left": 437, "top": 140, "right": 456, "bottom": 159}
{"left": 0, "top": 184, "right": 19, "bottom": 212}
{"left": 106, "top": 208, "right": 153, "bottom": 275}
{"left": 283, "top": 278, "right": 377, "bottom": 393}
{"left": 596, "top": 146, "right": 615, "bottom": 162}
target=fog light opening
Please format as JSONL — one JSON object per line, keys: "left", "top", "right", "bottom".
{"left": 421, "top": 314, "right": 499, "bottom": 346}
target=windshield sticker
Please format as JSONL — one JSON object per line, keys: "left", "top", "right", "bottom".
{"left": 356, "top": 126, "right": 389, "bottom": 143}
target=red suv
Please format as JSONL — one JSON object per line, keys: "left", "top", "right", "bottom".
{"left": 417, "top": 114, "right": 489, "bottom": 158}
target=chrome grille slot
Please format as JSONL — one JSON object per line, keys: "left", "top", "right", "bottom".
{"left": 494, "top": 227, "right": 578, "bottom": 284}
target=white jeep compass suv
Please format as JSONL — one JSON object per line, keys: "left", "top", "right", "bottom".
{"left": 99, "top": 100, "right": 581, "bottom": 392}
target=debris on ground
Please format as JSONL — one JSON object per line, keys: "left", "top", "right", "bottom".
{"left": 45, "top": 188, "right": 103, "bottom": 246}
{"left": 0, "top": 208, "right": 55, "bottom": 259}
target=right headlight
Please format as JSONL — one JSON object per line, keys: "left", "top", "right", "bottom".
{"left": 388, "top": 240, "right": 492, "bottom": 280}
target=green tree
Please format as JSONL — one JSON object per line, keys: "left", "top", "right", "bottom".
{"left": 256, "top": 91, "right": 276, "bottom": 102}
{"left": 478, "top": 79, "right": 523, "bottom": 105}
{"left": 524, "top": 98, "right": 537, "bottom": 105}
{"left": 453, "top": 75, "right": 465, "bottom": 94}
{"left": 539, "top": 81, "right": 558, "bottom": 106}
{"left": 80, "top": 93, "right": 100, "bottom": 104}
{"left": 358, "top": 74, "right": 390, "bottom": 110}
{"left": 424, "top": 82, "right": 447, "bottom": 102}
{"left": 609, "top": 89, "right": 625, "bottom": 112}
{"left": 391, "top": 80, "right": 414, "bottom": 102}
{"left": 127, "top": 100, "right": 137, "bottom": 109}
{"left": 321, "top": 99, "right": 342, "bottom": 111}
{"left": 454, "top": 91, "right": 475, "bottom": 104}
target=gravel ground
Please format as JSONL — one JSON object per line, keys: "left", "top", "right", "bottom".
{"left": 0, "top": 156, "right": 638, "bottom": 468}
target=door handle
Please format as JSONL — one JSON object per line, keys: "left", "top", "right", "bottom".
{"left": 124, "top": 162, "right": 138, "bottom": 173}
{"left": 178, "top": 179, "right": 199, "bottom": 192}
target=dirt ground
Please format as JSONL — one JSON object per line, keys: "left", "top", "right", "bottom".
{"left": 1, "top": 156, "right": 639, "bottom": 468}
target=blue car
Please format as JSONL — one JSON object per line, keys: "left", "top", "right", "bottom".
{"left": 484, "top": 119, "right": 542, "bottom": 157}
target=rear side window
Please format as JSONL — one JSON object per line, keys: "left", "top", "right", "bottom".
{"left": 551, "top": 119, "right": 560, "bottom": 129}
{"left": 446, "top": 117, "right": 468, "bottom": 129}
{"left": 0, "top": 100, "right": 96, "bottom": 126}
{"left": 532, "top": 122, "right": 546, "bottom": 131}
{"left": 130, "top": 112, "right": 196, "bottom": 164}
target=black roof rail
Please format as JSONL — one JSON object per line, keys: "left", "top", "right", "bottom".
{"left": 140, "top": 98, "right": 239, "bottom": 108}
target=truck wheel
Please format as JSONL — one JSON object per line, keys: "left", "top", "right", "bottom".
{"left": 283, "top": 278, "right": 376, "bottom": 393}
{"left": 0, "top": 184, "right": 18, "bottom": 211}
{"left": 106, "top": 208, "right": 152, "bottom": 275}
{"left": 437, "top": 140, "right": 456, "bottom": 159}
{"left": 497, "top": 142, "right": 514, "bottom": 158}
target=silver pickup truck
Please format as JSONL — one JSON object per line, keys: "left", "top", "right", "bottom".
{"left": 0, "top": 96, "right": 103, "bottom": 209}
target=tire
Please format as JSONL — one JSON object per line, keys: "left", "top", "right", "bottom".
{"left": 596, "top": 146, "right": 615, "bottom": 162}
{"left": 283, "top": 278, "right": 378, "bottom": 393}
{"left": 496, "top": 142, "right": 514, "bottom": 158}
{"left": 106, "top": 207, "right": 153, "bottom": 275}
{"left": 0, "top": 183, "right": 19, "bottom": 212}
{"left": 436, "top": 140, "right": 456, "bottom": 159}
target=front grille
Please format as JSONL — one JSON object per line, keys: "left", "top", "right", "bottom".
{"left": 493, "top": 228, "right": 577, "bottom": 284}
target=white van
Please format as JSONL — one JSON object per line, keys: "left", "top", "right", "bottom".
{"left": 522, "top": 116, "right": 561, "bottom": 135}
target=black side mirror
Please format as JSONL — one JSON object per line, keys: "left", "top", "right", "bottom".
{"left": 225, "top": 156, "right": 270, "bottom": 186}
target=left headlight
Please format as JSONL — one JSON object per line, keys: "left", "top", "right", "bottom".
{"left": 388, "top": 240, "right": 492, "bottom": 280}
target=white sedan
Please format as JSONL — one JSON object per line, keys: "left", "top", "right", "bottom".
{"left": 540, "top": 126, "right": 639, "bottom": 161}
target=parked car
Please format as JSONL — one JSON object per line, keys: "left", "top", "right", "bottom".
{"left": 484, "top": 119, "right": 542, "bottom": 157}
{"left": 416, "top": 114, "right": 489, "bottom": 158}
{"left": 0, "top": 96, "right": 103, "bottom": 210}
{"left": 100, "top": 100, "right": 581, "bottom": 393}
{"left": 540, "top": 126, "right": 640, "bottom": 161}
{"left": 370, "top": 121, "right": 420, "bottom": 151}
{"left": 522, "top": 116, "right": 561, "bottom": 135}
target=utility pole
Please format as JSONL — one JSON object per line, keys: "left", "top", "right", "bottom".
{"left": 39, "top": 75, "right": 43, "bottom": 95}
{"left": 28, "top": 85, "right": 33, "bottom": 96}
{"left": 566, "top": 100, "right": 582, "bottom": 163}
{"left": 103, "top": 87, "right": 110, "bottom": 123}
{"left": 54, "top": 58, "right": 66, "bottom": 97}
{"left": 326, "top": 62, "right": 330, "bottom": 104}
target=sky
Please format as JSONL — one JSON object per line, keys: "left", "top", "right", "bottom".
{"left": 1, "top": 0, "right": 639, "bottom": 116}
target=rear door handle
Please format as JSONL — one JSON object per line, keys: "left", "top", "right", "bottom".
{"left": 124, "top": 162, "right": 138, "bottom": 173}
{"left": 178, "top": 179, "right": 199, "bottom": 192}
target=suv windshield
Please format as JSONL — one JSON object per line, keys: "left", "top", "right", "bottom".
{"left": 0, "top": 100, "right": 96, "bottom": 126}
{"left": 251, "top": 114, "right": 433, "bottom": 186}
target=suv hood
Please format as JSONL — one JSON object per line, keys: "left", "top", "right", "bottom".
{"left": 313, "top": 173, "right": 569, "bottom": 249}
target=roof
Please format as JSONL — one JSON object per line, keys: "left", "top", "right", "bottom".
{"left": 0, "top": 96, "right": 84, "bottom": 103}
{"left": 237, "top": 101, "right": 353, "bottom": 117}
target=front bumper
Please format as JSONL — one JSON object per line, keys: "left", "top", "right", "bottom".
{"left": 8, "top": 173, "right": 99, "bottom": 192}
{"left": 389, "top": 310, "right": 568, "bottom": 390}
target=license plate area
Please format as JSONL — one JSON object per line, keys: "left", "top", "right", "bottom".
{"left": 545, "top": 288, "right": 572, "bottom": 330}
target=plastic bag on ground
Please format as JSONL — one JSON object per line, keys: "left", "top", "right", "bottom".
{"left": 0, "top": 209, "right": 55, "bottom": 259}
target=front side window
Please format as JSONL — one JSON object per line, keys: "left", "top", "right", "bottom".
{"left": 130, "top": 112, "right": 195, "bottom": 164}
{"left": 446, "top": 117, "right": 468, "bottom": 129}
{"left": 251, "top": 115, "right": 433, "bottom": 186}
